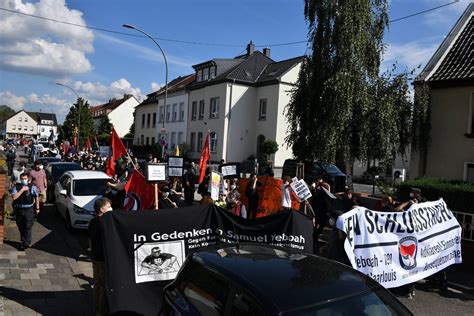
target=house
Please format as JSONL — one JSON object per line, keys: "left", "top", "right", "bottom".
{"left": 3, "top": 110, "right": 58, "bottom": 140}
{"left": 410, "top": 3, "right": 473, "bottom": 182}
{"left": 186, "top": 42, "right": 304, "bottom": 168}
{"left": 133, "top": 74, "right": 195, "bottom": 150}
{"left": 89, "top": 94, "right": 140, "bottom": 138}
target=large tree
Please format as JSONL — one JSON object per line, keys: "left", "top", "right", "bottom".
{"left": 62, "top": 98, "right": 95, "bottom": 148}
{"left": 286, "top": 0, "right": 412, "bottom": 173}
{"left": 96, "top": 115, "right": 113, "bottom": 144}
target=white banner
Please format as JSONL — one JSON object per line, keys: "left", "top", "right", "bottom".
{"left": 290, "top": 177, "right": 312, "bottom": 202}
{"left": 336, "top": 199, "right": 462, "bottom": 288}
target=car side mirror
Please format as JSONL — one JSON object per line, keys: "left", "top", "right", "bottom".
{"left": 59, "top": 189, "right": 67, "bottom": 196}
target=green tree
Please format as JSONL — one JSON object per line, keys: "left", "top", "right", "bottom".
{"left": 96, "top": 115, "right": 113, "bottom": 144}
{"left": 62, "top": 98, "right": 95, "bottom": 148}
{"left": 124, "top": 119, "right": 135, "bottom": 139}
{"left": 286, "top": 0, "right": 412, "bottom": 174}
{"left": 0, "top": 105, "right": 15, "bottom": 121}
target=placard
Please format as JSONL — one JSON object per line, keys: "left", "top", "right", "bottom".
{"left": 290, "top": 177, "right": 312, "bottom": 202}
{"left": 168, "top": 156, "right": 183, "bottom": 167}
{"left": 219, "top": 163, "right": 240, "bottom": 179}
{"left": 147, "top": 163, "right": 167, "bottom": 182}
{"left": 210, "top": 172, "right": 222, "bottom": 201}
{"left": 168, "top": 167, "right": 183, "bottom": 177}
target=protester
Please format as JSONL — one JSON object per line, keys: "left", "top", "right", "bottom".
{"left": 379, "top": 196, "right": 395, "bottom": 212}
{"left": 245, "top": 173, "right": 260, "bottom": 219}
{"left": 6, "top": 145, "right": 16, "bottom": 176}
{"left": 169, "top": 177, "right": 184, "bottom": 206}
{"left": 227, "top": 192, "right": 247, "bottom": 218}
{"left": 395, "top": 187, "right": 427, "bottom": 211}
{"left": 281, "top": 176, "right": 293, "bottom": 210}
{"left": 320, "top": 210, "right": 350, "bottom": 265}
{"left": 197, "top": 168, "right": 211, "bottom": 199}
{"left": 29, "top": 160, "right": 48, "bottom": 214}
{"left": 158, "top": 186, "right": 178, "bottom": 209}
{"left": 11, "top": 172, "right": 40, "bottom": 250}
{"left": 10, "top": 162, "right": 26, "bottom": 191}
{"left": 312, "top": 177, "right": 334, "bottom": 250}
{"left": 89, "top": 197, "right": 112, "bottom": 316}
{"left": 182, "top": 164, "right": 196, "bottom": 206}
{"left": 341, "top": 187, "right": 358, "bottom": 212}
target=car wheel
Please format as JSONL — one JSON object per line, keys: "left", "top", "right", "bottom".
{"left": 65, "top": 209, "right": 74, "bottom": 231}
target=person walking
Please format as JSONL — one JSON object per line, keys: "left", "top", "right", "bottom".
{"left": 29, "top": 160, "right": 48, "bottom": 214}
{"left": 89, "top": 197, "right": 112, "bottom": 315}
{"left": 245, "top": 173, "right": 260, "bottom": 219}
{"left": 6, "top": 145, "right": 16, "bottom": 176}
{"left": 11, "top": 172, "right": 40, "bottom": 250}
{"left": 10, "top": 162, "right": 26, "bottom": 191}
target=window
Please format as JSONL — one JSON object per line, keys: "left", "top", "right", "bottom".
{"left": 209, "top": 66, "right": 216, "bottom": 79}
{"left": 191, "top": 101, "right": 197, "bottom": 120}
{"left": 203, "top": 68, "right": 209, "bottom": 81}
{"left": 259, "top": 99, "right": 267, "bottom": 120}
{"left": 210, "top": 97, "right": 219, "bottom": 119}
{"left": 19, "top": 117, "right": 22, "bottom": 122}
{"left": 199, "top": 100, "right": 205, "bottom": 120}
{"left": 470, "top": 92, "right": 474, "bottom": 134}
{"left": 465, "top": 163, "right": 474, "bottom": 182}
{"left": 147, "top": 113, "right": 151, "bottom": 128}
{"left": 197, "top": 132, "right": 203, "bottom": 151}
{"left": 151, "top": 137, "right": 155, "bottom": 145}
{"left": 141, "top": 135, "right": 144, "bottom": 145}
{"left": 30, "top": 126, "right": 33, "bottom": 131}
{"left": 172, "top": 103, "right": 178, "bottom": 121}
{"left": 171, "top": 132, "right": 176, "bottom": 149}
{"left": 146, "top": 137, "right": 149, "bottom": 145}
{"left": 179, "top": 102, "right": 185, "bottom": 121}
{"left": 178, "top": 132, "right": 183, "bottom": 145}
{"left": 210, "top": 132, "right": 217, "bottom": 153}
{"left": 24, "top": 125, "right": 27, "bottom": 131}
{"left": 159, "top": 106, "right": 164, "bottom": 123}
{"left": 166, "top": 104, "right": 171, "bottom": 122}
{"left": 12, "top": 125, "right": 15, "bottom": 130}
{"left": 190, "top": 132, "right": 196, "bottom": 152}
{"left": 197, "top": 69, "right": 203, "bottom": 82}
{"left": 18, "top": 126, "right": 21, "bottom": 131}
{"left": 152, "top": 113, "right": 156, "bottom": 127}
{"left": 142, "top": 114, "right": 145, "bottom": 128}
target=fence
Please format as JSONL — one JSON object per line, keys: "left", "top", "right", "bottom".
{"left": 453, "top": 211, "right": 474, "bottom": 242}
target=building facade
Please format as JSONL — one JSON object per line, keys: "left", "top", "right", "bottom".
{"left": 186, "top": 43, "right": 303, "bottom": 168}
{"left": 90, "top": 94, "right": 140, "bottom": 138}
{"left": 410, "top": 4, "right": 473, "bottom": 182}
{"left": 4, "top": 111, "right": 58, "bottom": 140}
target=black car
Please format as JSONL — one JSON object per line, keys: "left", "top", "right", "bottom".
{"left": 35, "top": 156, "right": 61, "bottom": 166}
{"left": 282, "top": 159, "right": 351, "bottom": 192}
{"left": 45, "top": 162, "right": 82, "bottom": 202}
{"left": 163, "top": 244, "right": 412, "bottom": 315}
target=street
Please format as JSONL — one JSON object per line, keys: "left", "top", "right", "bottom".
{"left": 1, "top": 202, "right": 473, "bottom": 315}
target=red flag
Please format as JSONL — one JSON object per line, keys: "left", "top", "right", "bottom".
{"left": 73, "top": 134, "right": 77, "bottom": 147}
{"left": 198, "top": 131, "right": 211, "bottom": 184}
{"left": 85, "top": 137, "right": 92, "bottom": 151}
{"left": 124, "top": 170, "right": 155, "bottom": 210}
{"left": 106, "top": 127, "right": 128, "bottom": 177}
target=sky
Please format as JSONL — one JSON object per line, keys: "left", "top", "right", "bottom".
{"left": 0, "top": 0, "right": 470, "bottom": 123}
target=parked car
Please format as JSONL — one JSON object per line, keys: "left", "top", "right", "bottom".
{"left": 282, "top": 159, "right": 351, "bottom": 192}
{"left": 54, "top": 170, "right": 111, "bottom": 230}
{"left": 45, "top": 162, "right": 83, "bottom": 202}
{"left": 163, "top": 243, "right": 411, "bottom": 315}
{"left": 34, "top": 156, "right": 61, "bottom": 166}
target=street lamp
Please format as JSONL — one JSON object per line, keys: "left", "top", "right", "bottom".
{"left": 56, "top": 83, "right": 81, "bottom": 148}
{"left": 122, "top": 23, "right": 168, "bottom": 158}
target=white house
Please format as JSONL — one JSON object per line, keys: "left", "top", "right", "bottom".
{"left": 186, "top": 42, "right": 303, "bottom": 168}
{"left": 90, "top": 94, "right": 140, "bottom": 138}
{"left": 134, "top": 74, "right": 195, "bottom": 150}
{"left": 3, "top": 110, "right": 58, "bottom": 140}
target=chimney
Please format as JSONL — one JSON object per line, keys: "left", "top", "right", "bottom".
{"left": 246, "top": 41, "right": 255, "bottom": 56}
{"left": 263, "top": 47, "right": 271, "bottom": 58}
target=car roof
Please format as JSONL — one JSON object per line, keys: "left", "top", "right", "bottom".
{"left": 190, "top": 243, "right": 380, "bottom": 313}
{"left": 48, "top": 162, "right": 80, "bottom": 166}
{"left": 63, "top": 170, "right": 111, "bottom": 180}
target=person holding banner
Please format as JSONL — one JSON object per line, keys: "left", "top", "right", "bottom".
{"left": 245, "top": 173, "right": 260, "bottom": 219}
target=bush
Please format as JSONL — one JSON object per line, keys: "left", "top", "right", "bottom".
{"left": 396, "top": 178, "right": 474, "bottom": 213}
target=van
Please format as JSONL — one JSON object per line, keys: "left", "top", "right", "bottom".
{"left": 282, "top": 159, "right": 350, "bottom": 193}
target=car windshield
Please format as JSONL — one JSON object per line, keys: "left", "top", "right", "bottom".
{"left": 320, "top": 163, "right": 342, "bottom": 174}
{"left": 284, "top": 287, "right": 411, "bottom": 316}
{"left": 52, "top": 165, "right": 82, "bottom": 181}
{"left": 73, "top": 179, "right": 108, "bottom": 196}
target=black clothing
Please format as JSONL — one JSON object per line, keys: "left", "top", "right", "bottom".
{"left": 14, "top": 207, "right": 34, "bottom": 246}
{"left": 245, "top": 181, "right": 259, "bottom": 219}
{"left": 12, "top": 184, "right": 35, "bottom": 207}
{"left": 342, "top": 196, "right": 357, "bottom": 212}
{"left": 89, "top": 217, "right": 104, "bottom": 262}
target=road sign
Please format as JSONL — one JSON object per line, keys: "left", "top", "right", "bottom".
{"left": 158, "top": 136, "right": 167, "bottom": 147}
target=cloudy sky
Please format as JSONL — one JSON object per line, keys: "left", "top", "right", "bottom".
{"left": 0, "top": 0, "right": 470, "bottom": 123}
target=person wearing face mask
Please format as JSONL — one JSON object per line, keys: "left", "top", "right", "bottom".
{"left": 89, "top": 197, "right": 112, "bottom": 316}
{"left": 29, "top": 160, "right": 48, "bottom": 212}
{"left": 395, "top": 187, "right": 427, "bottom": 211}
{"left": 10, "top": 162, "right": 26, "bottom": 191}
{"left": 11, "top": 173, "right": 40, "bottom": 250}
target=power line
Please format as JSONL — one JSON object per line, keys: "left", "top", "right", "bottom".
{"left": 0, "top": 1, "right": 461, "bottom": 48}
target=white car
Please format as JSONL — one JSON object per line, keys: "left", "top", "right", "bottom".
{"left": 54, "top": 170, "right": 111, "bottom": 230}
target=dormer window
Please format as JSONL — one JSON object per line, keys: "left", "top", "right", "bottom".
{"left": 210, "top": 66, "right": 216, "bottom": 79}
{"left": 197, "top": 69, "right": 203, "bottom": 82}
{"left": 203, "top": 68, "right": 209, "bottom": 81}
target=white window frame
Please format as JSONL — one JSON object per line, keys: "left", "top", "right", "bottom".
{"left": 12, "top": 125, "right": 16, "bottom": 130}
{"left": 209, "top": 66, "right": 216, "bottom": 79}
{"left": 203, "top": 68, "right": 209, "bottom": 81}
{"left": 197, "top": 132, "right": 203, "bottom": 151}
{"left": 25, "top": 117, "right": 28, "bottom": 122}
{"left": 30, "top": 126, "right": 33, "bottom": 131}
{"left": 179, "top": 102, "right": 185, "bottom": 121}
{"left": 210, "top": 132, "right": 218, "bottom": 153}
{"left": 210, "top": 97, "right": 219, "bottom": 119}
{"left": 259, "top": 99, "right": 267, "bottom": 121}
{"left": 166, "top": 104, "right": 171, "bottom": 122}
{"left": 199, "top": 100, "right": 205, "bottom": 120}
{"left": 197, "top": 69, "right": 203, "bottom": 82}
{"left": 24, "top": 125, "right": 27, "bottom": 131}
{"left": 172, "top": 103, "right": 178, "bottom": 121}
{"left": 191, "top": 101, "right": 197, "bottom": 120}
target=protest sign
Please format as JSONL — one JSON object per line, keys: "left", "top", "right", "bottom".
{"left": 147, "top": 163, "right": 167, "bottom": 182}
{"left": 210, "top": 172, "right": 222, "bottom": 201}
{"left": 336, "top": 199, "right": 462, "bottom": 288}
{"left": 290, "top": 177, "right": 312, "bottom": 202}
{"left": 101, "top": 204, "right": 313, "bottom": 315}
{"left": 219, "top": 163, "right": 240, "bottom": 179}
{"left": 167, "top": 156, "right": 183, "bottom": 177}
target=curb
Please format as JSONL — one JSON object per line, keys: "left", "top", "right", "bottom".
{"left": 448, "top": 281, "right": 474, "bottom": 295}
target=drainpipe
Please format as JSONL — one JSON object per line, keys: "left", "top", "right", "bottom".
{"left": 224, "top": 79, "right": 235, "bottom": 161}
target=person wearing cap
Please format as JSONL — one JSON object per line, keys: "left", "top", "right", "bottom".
{"left": 29, "top": 160, "right": 48, "bottom": 213}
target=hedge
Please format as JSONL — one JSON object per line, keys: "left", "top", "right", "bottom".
{"left": 397, "top": 178, "right": 474, "bottom": 214}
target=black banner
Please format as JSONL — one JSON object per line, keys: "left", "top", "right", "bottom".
{"left": 101, "top": 204, "right": 313, "bottom": 315}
